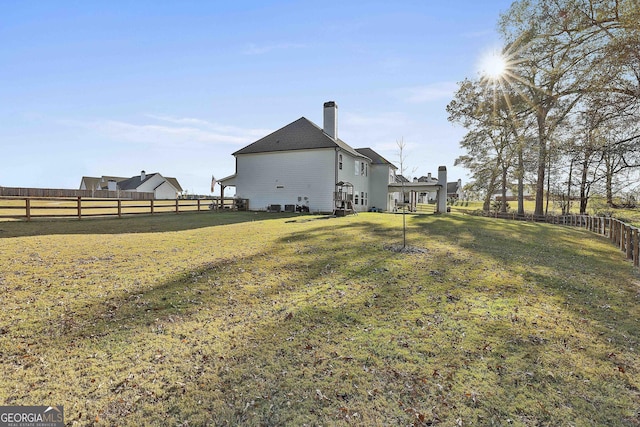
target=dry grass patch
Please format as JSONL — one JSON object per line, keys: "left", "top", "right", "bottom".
{"left": 0, "top": 212, "right": 639, "bottom": 426}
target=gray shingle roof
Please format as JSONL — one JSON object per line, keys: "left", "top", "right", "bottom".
{"left": 233, "top": 117, "right": 365, "bottom": 158}
{"left": 117, "top": 174, "right": 152, "bottom": 191}
{"left": 82, "top": 174, "right": 182, "bottom": 193}
{"left": 355, "top": 148, "right": 397, "bottom": 168}
{"left": 165, "top": 177, "right": 183, "bottom": 192}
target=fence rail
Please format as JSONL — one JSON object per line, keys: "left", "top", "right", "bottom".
{"left": 0, "top": 196, "right": 247, "bottom": 220}
{"left": 464, "top": 210, "right": 639, "bottom": 269}
{"left": 414, "top": 203, "right": 437, "bottom": 214}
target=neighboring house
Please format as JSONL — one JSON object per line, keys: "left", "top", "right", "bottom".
{"left": 491, "top": 184, "right": 533, "bottom": 201}
{"left": 447, "top": 179, "right": 464, "bottom": 200}
{"left": 80, "top": 175, "right": 128, "bottom": 192}
{"left": 219, "top": 101, "right": 448, "bottom": 214}
{"left": 415, "top": 173, "right": 439, "bottom": 203}
{"left": 80, "top": 171, "right": 183, "bottom": 199}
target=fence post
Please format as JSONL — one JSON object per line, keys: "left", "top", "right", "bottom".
{"left": 25, "top": 198, "right": 31, "bottom": 221}
{"left": 633, "top": 228, "right": 640, "bottom": 267}
{"left": 611, "top": 219, "right": 615, "bottom": 242}
{"left": 77, "top": 196, "right": 82, "bottom": 220}
{"left": 175, "top": 199, "right": 179, "bottom": 214}
{"left": 151, "top": 199, "right": 154, "bottom": 215}
{"left": 197, "top": 199, "right": 201, "bottom": 211}
{"left": 118, "top": 199, "right": 122, "bottom": 218}
{"left": 619, "top": 221, "right": 625, "bottom": 250}
{"left": 626, "top": 225, "right": 632, "bottom": 259}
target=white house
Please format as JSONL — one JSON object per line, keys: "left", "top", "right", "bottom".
{"left": 219, "top": 102, "right": 447, "bottom": 214}
{"left": 447, "top": 179, "right": 465, "bottom": 200}
{"left": 80, "top": 171, "right": 183, "bottom": 199}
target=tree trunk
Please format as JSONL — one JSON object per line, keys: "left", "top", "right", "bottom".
{"left": 579, "top": 153, "right": 590, "bottom": 214}
{"left": 483, "top": 168, "right": 499, "bottom": 211}
{"left": 545, "top": 151, "right": 551, "bottom": 215}
{"left": 534, "top": 113, "right": 547, "bottom": 216}
{"left": 517, "top": 144, "right": 524, "bottom": 216}
{"left": 501, "top": 165, "right": 508, "bottom": 213}
{"left": 605, "top": 152, "right": 614, "bottom": 206}
{"left": 565, "top": 158, "right": 574, "bottom": 215}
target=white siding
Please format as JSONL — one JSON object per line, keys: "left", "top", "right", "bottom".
{"left": 337, "top": 152, "right": 370, "bottom": 212}
{"left": 154, "top": 181, "right": 179, "bottom": 199}
{"left": 235, "top": 149, "right": 336, "bottom": 213}
{"left": 138, "top": 174, "right": 178, "bottom": 199}
{"left": 369, "top": 164, "right": 394, "bottom": 211}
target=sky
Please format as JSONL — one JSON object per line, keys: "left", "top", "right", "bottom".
{"left": 1, "top": 0, "right": 514, "bottom": 196}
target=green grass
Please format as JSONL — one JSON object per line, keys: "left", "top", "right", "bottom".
{"left": 1, "top": 212, "right": 639, "bottom": 426}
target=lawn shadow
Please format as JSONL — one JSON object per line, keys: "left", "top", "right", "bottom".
{"left": 0, "top": 211, "right": 304, "bottom": 238}
{"left": 7, "top": 212, "right": 640, "bottom": 425}
{"left": 409, "top": 213, "right": 640, "bottom": 349}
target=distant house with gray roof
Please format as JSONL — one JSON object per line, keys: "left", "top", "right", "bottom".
{"left": 447, "top": 179, "right": 464, "bottom": 200}
{"left": 80, "top": 171, "right": 183, "bottom": 199}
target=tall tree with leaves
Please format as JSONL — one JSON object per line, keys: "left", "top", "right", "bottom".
{"left": 448, "top": 78, "right": 528, "bottom": 212}
{"left": 498, "top": 0, "right": 640, "bottom": 215}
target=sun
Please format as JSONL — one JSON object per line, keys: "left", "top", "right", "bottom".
{"left": 479, "top": 49, "right": 507, "bottom": 81}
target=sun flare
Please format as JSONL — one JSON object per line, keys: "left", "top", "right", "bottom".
{"left": 479, "top": 50, "right": 507, "bottom": 80}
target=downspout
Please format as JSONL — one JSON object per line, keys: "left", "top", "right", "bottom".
{"left": 334, "top": 148, "right": 340, "bottom": 213}
{"left": 335, "top": 148, "right": 339, "bottom": 185}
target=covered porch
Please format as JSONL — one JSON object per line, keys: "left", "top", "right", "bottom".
{"left": 388, "top": 166, "right": 448, "bottom": 214}
{"left": 216, "top": 174, "right": 243, "bottom": 210}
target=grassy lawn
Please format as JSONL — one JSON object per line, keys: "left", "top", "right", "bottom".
{"left": 1, "top": 212, "right": 639, "bottom": 426}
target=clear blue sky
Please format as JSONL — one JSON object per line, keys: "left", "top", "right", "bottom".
{"left": 1, "top": 1, "right": 513, "bottom": 195}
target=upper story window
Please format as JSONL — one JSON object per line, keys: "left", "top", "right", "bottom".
{"left": 339, "top": 154, "right": 343, "bottom": 170}
{"left": 361, "top": 162, "right": 365, "bottom": 176}
{"left": 355, "top": 160, "right": 359, "bottom": 176}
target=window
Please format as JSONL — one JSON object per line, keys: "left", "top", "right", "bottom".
{"left": 361, "top": 162, "right": 365, "bottom": 176}
{"left": 365, "top": 164, "right": 368, "bottom": 176}
{"left": 355, "top": 193, "right": 359, "bottom": 205}
{"left": 361, "top": 192, "right": 365, "bottom": 206}
{"left": 355, "top": 160, "right": 359, "bottom": 176}
{"left": 339, "top": 154, "right": 343, "bottom": 170}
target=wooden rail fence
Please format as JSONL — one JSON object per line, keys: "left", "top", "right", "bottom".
{"left": 0, "top": 197, "right": 247, "bottom": 220}
{"left": 464, "top": 210, "right": 640, "bottom": 269}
